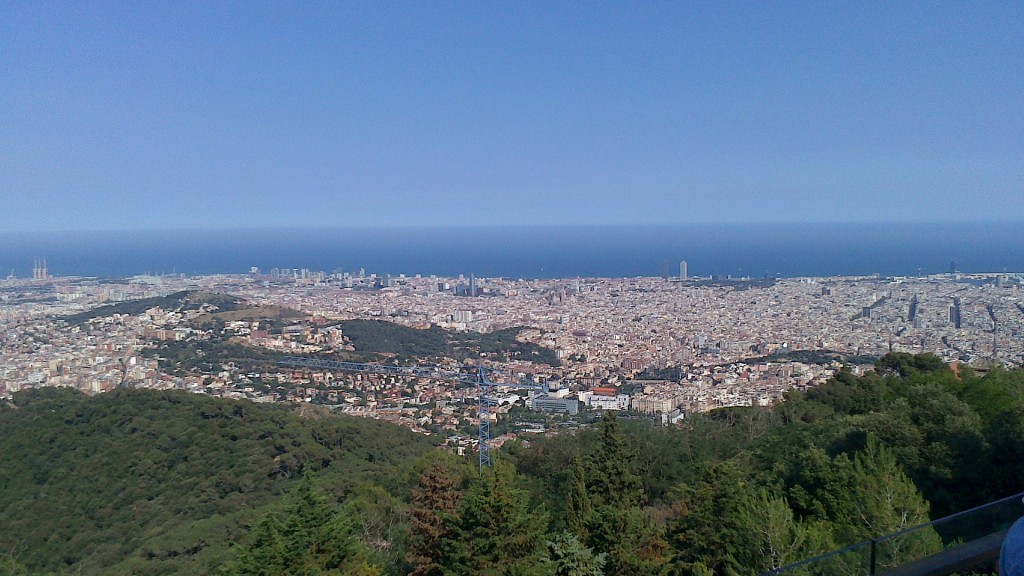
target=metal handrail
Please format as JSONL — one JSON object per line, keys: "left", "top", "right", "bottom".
{"left": 759, "top": 539, "right": 873, "bottom": 576}
{"left": 759, "top": 491, "right": 1024, "bottom": 576}
{"left": 877, "top": 490, "right": 1024, "bottom": 546}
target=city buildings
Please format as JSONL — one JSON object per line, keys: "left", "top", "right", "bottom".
{"left": 2, "top": 270, "right": 1022, "bottom": 436}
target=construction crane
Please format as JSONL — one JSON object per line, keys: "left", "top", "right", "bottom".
{"left": 276, "top": 356, "right": 545, "bottom": 471}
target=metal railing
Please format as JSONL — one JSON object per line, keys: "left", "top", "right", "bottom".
{"left": 760, "top": 491, "right": 1024, "bottom": 576}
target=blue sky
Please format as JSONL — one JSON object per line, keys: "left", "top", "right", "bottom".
{"left": 2, "top": 1, "right": 1021, "bottom": 231}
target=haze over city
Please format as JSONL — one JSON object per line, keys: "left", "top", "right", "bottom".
{"left": 3, "top": 2, "right": 1022, "bottom": 232}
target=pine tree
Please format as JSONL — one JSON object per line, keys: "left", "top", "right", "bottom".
{"left": 546, "top": 531, "right": 606, "bottom": 576}
{"left": 737, "top": 489, "right": 834, "bottom": 572}
{"left": 565, "top": 455, "right": 591, "bottom": 542}
{"left": 407, "top": 462, "right": 461, "bottom": 576}
{"left": 586, "top": 413, "right": 643, "bottom": 509}
{"left": 666, "top": 462, "right": 755, "bottom": 575}
{"left": 846, "top": 441, "right": 942, "bottom": 570}
{"left": 573, "top": 412, "right": 669, "bottom": 575}
{"left": 440, "top": 461, "right": 550, "bottom": 576}
{"left": 226, "top": 475, "right": 378, "bottom": 576}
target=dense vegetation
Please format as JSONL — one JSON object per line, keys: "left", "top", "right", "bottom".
{"left": 2, "top": 353, "right": 1022, "bottom": 575}
{"left": 501, "top": 353, "right": 1024, "bottom": 574}
{"left": 62, "top": 291, "right": 559, "bottom": 374}
{"left": 337, "top": 320, "right": 560, "bottom": 366}
{"left": 0, "top": 388, "right": 435, "bottom": 575}
{"left": 141, "top": 337, "right": 304, "bottom": 376}
{"left": 190, "top": 305, "right": 306, "bottom": 329}
{"left": 62, "top": 291, "right": 243, "bottom": 325}
{"left": 738, "top": 349, "right": 878, "bottom": 366}
{"left": 143, "top": 319, "right": 560, "bottom": 377}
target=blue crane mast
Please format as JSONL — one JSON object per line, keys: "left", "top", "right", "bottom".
{"left": 276, "top": 356, "right": 544, "bottom": 471}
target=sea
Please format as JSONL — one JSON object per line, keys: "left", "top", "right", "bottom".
{"left": 1, "top": 222, "right": 1022, "bottom": 280}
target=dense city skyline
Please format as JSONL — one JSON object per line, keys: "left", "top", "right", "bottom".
{"left": 3, "top": 2, "right": 1022, "bottom": 232}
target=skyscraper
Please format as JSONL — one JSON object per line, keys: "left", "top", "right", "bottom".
{"left": 469, "top": 274, "right": 476, "bottom": 297}
{"left": 679, "top": 260, "right": 688, "bottom": 280}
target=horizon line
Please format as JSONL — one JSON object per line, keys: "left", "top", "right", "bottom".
{"left": 4, "top": 219, "right": 1024, "bottom": 235}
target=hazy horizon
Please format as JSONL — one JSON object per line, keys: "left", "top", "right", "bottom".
{"left": 4, "top": 221, "right": 1023, "bottom": 279}
{"left": 4, "top": 217, "right": 1024, "bottom": 235}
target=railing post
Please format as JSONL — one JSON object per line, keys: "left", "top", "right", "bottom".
{"left": 869, "top": 538, "right": 877, "bottom": 575}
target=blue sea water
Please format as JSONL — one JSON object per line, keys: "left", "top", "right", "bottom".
{"left": 0, "top": 223, "right": 1022, "bottom": 280}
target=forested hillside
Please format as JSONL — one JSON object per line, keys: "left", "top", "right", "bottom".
{"left": 2, "top": 353, "right": 1022, "bottom": 575}
{"left": 501, "top": 353, "right": 1024, "bottom": 574}
{"left": 0, "top": 388, "right": 436, "bottom": 575}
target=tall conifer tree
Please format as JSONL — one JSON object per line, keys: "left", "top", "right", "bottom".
{"left": 565, "top": 455, "right": 591, "bottom": 542}
{"left": 440, "top": 461, "right": 550, "bottom": 575}
{"left": 571, "top": 412, "right": 669, "bottom": 575}
{"left": 407, "top": 462, "right": 461, "bottom": 576}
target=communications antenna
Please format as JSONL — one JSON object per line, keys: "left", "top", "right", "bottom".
{"left": 277, "top": 356, "right": 543, "bottom": 471}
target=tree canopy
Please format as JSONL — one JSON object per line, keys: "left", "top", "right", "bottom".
{"left": 3, "top": 353, "right": 1023, "bottom": 575}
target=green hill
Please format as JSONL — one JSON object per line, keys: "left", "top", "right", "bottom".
{"left": 62, "top": 291, "right": 244, "bottom": 325}
{"left": 4, "top": 353, "right": 1023, "bottom": 575}
{"left": 338, "top": 319, "right": 560, "bottom": 366}
{"left": 0, "top": 388, "right": 436, "bottom": 575}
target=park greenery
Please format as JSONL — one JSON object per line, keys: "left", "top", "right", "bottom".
{"left": 62, "top": 291, "right": 243, "bottom": 325}
{"left": 141, "top": 337, "right": 293, "bottom": 376}
{"left": 60, "top": 290, "right": 561, "bottom": 376}
{"left": 1, "top": 352, "right": 1022, "bottom": 575}
{"left": 737, "top": 349, "right": 878, "bottom": 366}
{"left": 143, "top": 318, "right": 560, "bottom": 377}
{"left": 335, "top": 319, "right": 561, "bottom": 366}
{"left": 190, "top": 304, "right": 306, "bottom": 329}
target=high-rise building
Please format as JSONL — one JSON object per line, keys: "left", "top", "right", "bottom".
{"left": 679, "top": 260, "right": 688, "bottom": 280}
{"left": 949, "top": 302, "right": 962, "bottom": 329}
{"left": 469, "top": 274, "right": 476, "bottom": 296}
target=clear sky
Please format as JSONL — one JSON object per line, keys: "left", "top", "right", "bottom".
{"left": 2, "top": 1, "right": 1021, "bottom": 231}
